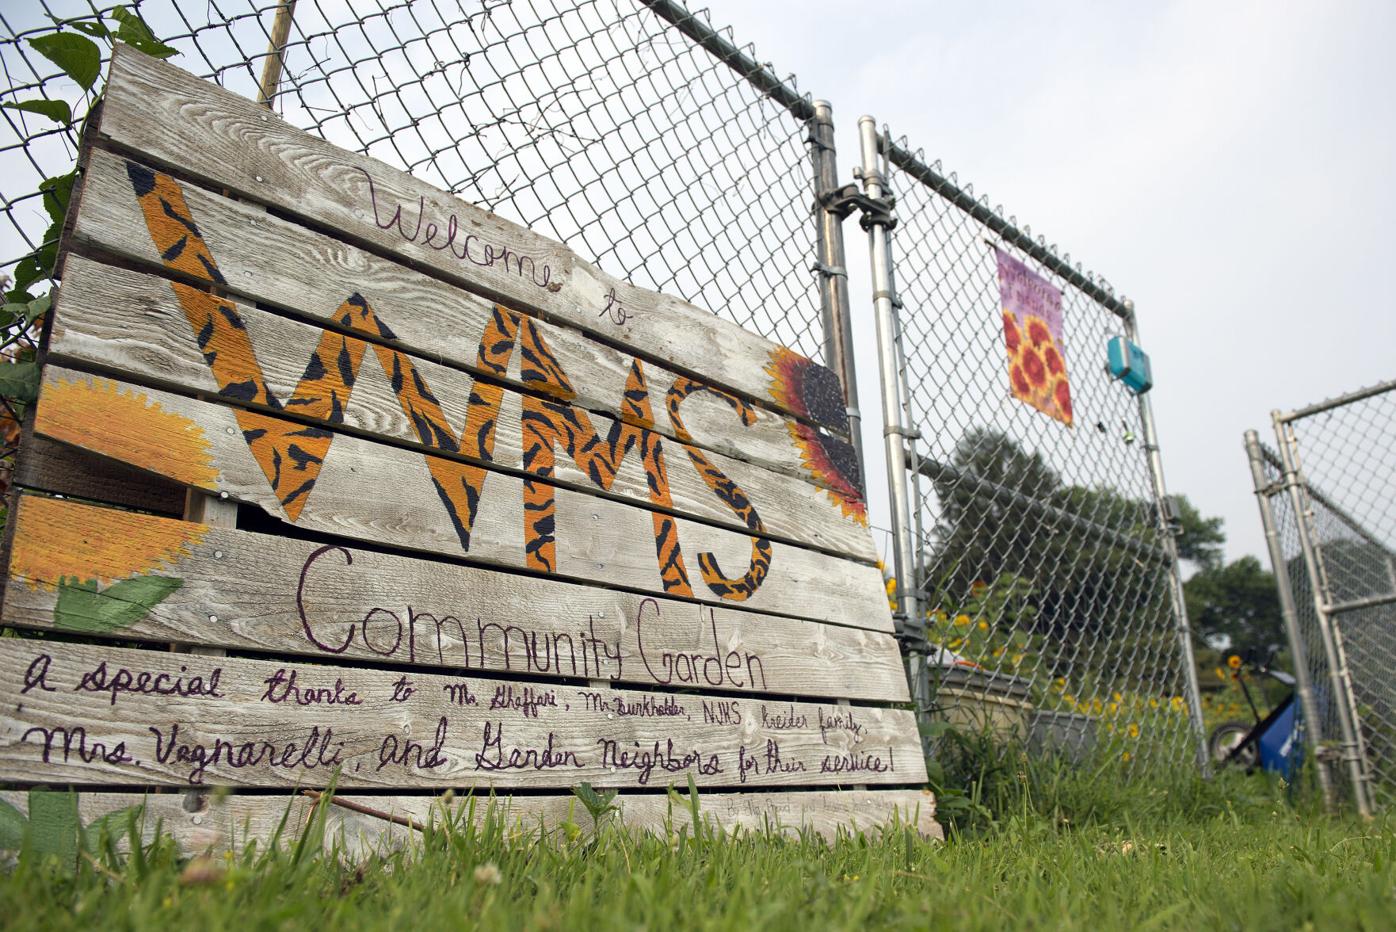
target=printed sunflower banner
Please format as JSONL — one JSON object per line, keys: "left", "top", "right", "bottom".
{"left": 995, "top": 247, "right": 1073, "bottom": 426}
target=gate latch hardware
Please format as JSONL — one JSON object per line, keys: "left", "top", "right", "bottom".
{"left": 818, "top": 183, "right": 896, "bottom": 231}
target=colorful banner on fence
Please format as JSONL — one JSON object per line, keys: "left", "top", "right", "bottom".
{"left": 996, "top": 248, "right": 1073, "bottom": 426}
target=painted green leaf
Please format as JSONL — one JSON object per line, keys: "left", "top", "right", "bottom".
{"left": 27, "top": 33, "right": 101, "bottom": 91}
{"left": 55, "top": 575, "right": 183, "bottom": 634}
{"left": 0, "top": 98, "right": 72, "bottom": 124}
{"left": 0, "top": 799, "right": 26, "bottom": 850}
{"left": 26, "top": 790, "right": 80, "bottom": 870}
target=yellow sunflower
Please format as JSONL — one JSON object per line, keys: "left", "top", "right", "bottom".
{"left": 34, "top": 376, "right": 220, "bottom": 490}
{"left": 9, "top": 496, "right": 207, "bottom": 591}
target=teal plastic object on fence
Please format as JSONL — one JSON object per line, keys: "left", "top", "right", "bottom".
{"left": 1107, "top": 336, "right": 1153, "bottom": 394}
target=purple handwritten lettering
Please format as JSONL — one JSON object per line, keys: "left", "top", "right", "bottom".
{"left": 75, "top": 660, "right": 223, "bottom": 707}
{"left": 359, "top": 167, "right": 557, "bottom": 291}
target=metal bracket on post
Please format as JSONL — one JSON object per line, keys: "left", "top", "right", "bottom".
{"left": 819, "top": 183, "right": 897, "bottom": 230}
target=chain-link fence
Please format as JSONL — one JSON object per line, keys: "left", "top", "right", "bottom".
{"left": 1246, "top": 381, "right": 1396, "bottom": 815}
{"left": 2, "top": 0, "right": 1209, "bottom": 780}
{"left": 859, "top": 127, "right": 1207, "bottom": 772}
{"left": 1, "top": 0, "right": 826, "bottom": 358}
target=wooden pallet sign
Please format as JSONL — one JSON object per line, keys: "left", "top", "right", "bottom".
{"left": 0, "top": 44, "right": 938, "bottom": 849}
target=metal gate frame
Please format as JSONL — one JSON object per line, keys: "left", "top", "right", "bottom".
{"left": 851, "top": 118, "right": 1208, "bottom": 772}
{"left": 1247, "top": 379, "right": 1396, "bottom": 816}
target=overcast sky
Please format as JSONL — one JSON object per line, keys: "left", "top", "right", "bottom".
{"left": 703, "top": 0, "right": 1396, "bottom": 565}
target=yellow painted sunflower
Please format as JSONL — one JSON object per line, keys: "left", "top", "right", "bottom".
{"left": 34, "top": 376, "right": 220, "bottom": 490}
{"left": 9, "top": 496, "right": 208, "bottom": 591}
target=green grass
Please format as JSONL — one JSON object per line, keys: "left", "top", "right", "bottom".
{"left": 2, "top": 757, "right": 1391, "bottom": 931}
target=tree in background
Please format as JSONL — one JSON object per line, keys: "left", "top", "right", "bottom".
{"left": 1172, "top": 494, "right": 1225, "bottom": 571}
{"left": 1168, "top": 492, "right": 1286, "bottom": 652}
{"left": 1184, "top": 555, "right": 1284, "bottom": 651}
{"left": 921, "top": 429, "right": 1158, "bottom": 651}
{"left": 921, "top": 429, "right": 1286, "bottom": 666}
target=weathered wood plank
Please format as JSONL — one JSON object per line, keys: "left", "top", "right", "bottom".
{"left": 12, "top": 434, "right": 186, "bottom": 515}
{"left": 3, "top": 495, "right": 908, "bottom": 702}
{"left": 179, "top": 489, "right": 237, "bottom": 660}
{"left": 69, "top": 149, "right": 866, "bottom": 515}
{"left": 0, "top": 639, "right": 925, "bottom": 789}
{"left": 0, "top": 788, "right": 940, "bottom": 856}
{"left": 94, "top": 45, "right": 856, "bottom": 439}
{"left": 30, "top": 367, "right": 891, "bottom": 631}
{"left": 49, "top": 254, "right": 874, "bottom": 562}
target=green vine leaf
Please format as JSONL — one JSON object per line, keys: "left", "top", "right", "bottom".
{"left": 55, "top": 575, "right": 183, "bottom": 634}
{"left": 0, "top": 361, "right": 39, "bottom": 405}
{"left": 27, "top": 33, "right": 101, "bottom": 91}
{"left": 0, "top": 295, "right": 47, "bottom": 333}
{"left": 110, "top": 8, "right": 179, "bottom": 59}
{"left": 24, "top": 293, "right": 51, "bottom": 325}
{"left": 0, "top": 99, "right": 72, "bottom": 125}
{"left": 38, "top": 172, "right": 76, "bottom": 225}
{"left": 572, "top": 782, "right": 618, "bottom": 823}
{"left": 9, "top": 255, "right": 43, "bottom": 299}
{"left": 46, "top": 16, "right": 111, "bottom": 40}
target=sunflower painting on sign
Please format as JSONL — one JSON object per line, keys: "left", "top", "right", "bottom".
{"left": 996, "top": 247, "right": 1073, "bottom": 426}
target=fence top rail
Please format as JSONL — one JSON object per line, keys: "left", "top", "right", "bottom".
{"left": 1274, "top": 377, "right": 1396, "bottom": 424}
{"left": 638, "top": 0, "right": 814, "bottom": 121}
{"left": 876, "top": 135, "right": 1130, "bottom": 320}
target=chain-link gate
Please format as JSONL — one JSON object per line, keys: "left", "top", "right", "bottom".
{"left": 1246, "top": 380, "right": 1396, "bottom": 815}
{"left": 855, "top": 123, "right": 1208, "bottom": 773}
{"left": 2, "top": 0, "right": 1208, "bottom": 780}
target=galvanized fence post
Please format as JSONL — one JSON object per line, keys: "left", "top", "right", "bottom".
{"left": 807, "top": 100, "right": 864, "bottom": 474}
{"left": 1273, "top": 414, "right": 1374, "bottom": 816}
{"left": 1244, "top": 429, "right": 1334, "bottom": 809}
{"left": 855, "top": 115, "right": 929, "bottom": 723}
{"left": 1122, "top": 305, "right": 1209, "bottom": 772}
